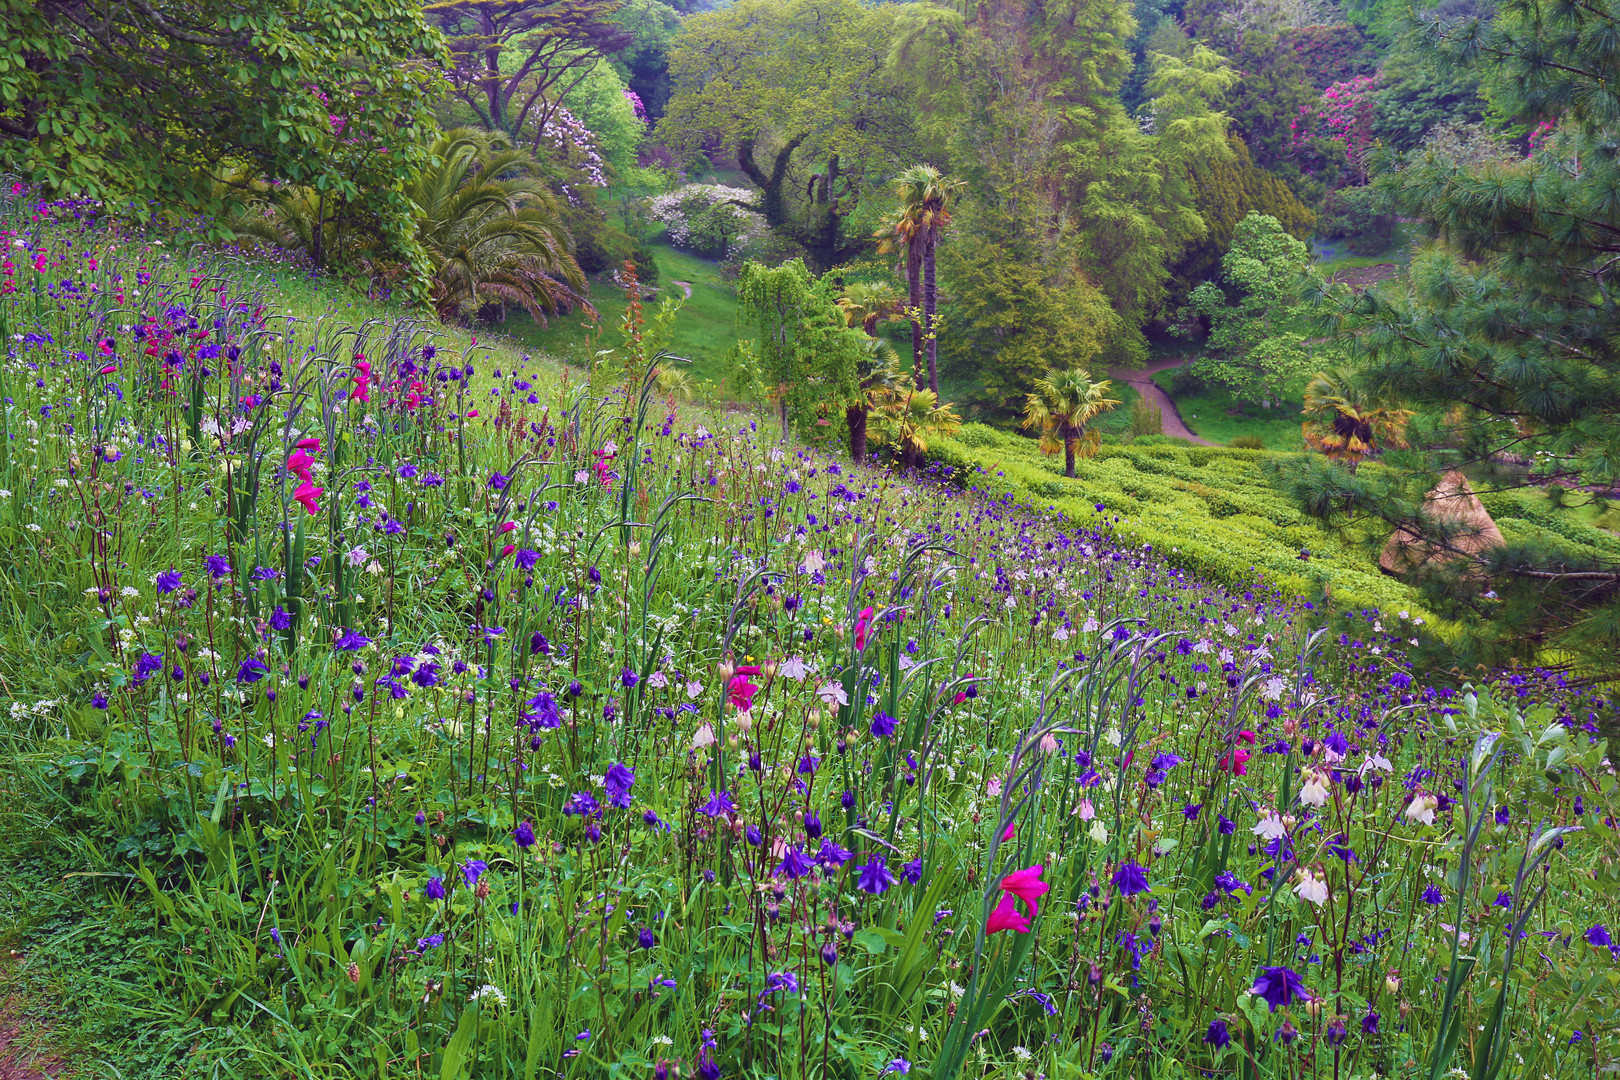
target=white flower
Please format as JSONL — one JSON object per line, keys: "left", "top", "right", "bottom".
{"left": 1192, "top": 638, "right": 1214, "bottom": 654}
{"left": 862, "top": 555, "right": 878, "bottom": 575}
{"left": 1405, "top": 793, "right": 1438, "bottom": 826}
{"left": 469, "top": 984, "right": 508, "bottom": 1008}
{"left": 1081, "top": 616, "right": 1100, "bottom": 633}
{"left": 1087, "top": 819, "right": 1109, "bottom": 844}
{"left": 1298, "top": 767, "right": 1331, "bottom": 807}
{"left": 647, "top": 671, "right": 669, "bottom": 689}
{"left": 25, "top": 522, "right": 42, "bottom": 532}
{"left": 1261, "top": 677, "right": 1287, "bottom": 701}
{"left": 801, "top": 550, "right": 826, "bottom": 574}
{"left": 120, "top": 585, "right": 140, "bottom": 597}
{"left": 1011, "top": 1046, "right": 1031, "bottom": 1061}
{"left": 650, "top": 1035, "right": 673, "bottom": 1047}
{"left": 1294, "top": 869, "right": 1329, "bottom": 906}
{"left": 779, "top": 657, "right": 808, "bottom": 680}
{"left": 817, "top": 682, "right": 848, "bottom": 707}
{"left": 1053, "top": 625, "right": 1071, "bottom": 642}
{"left": 685, "top": 679, "right": 703, "bottom": 700}
{"left": 691, "top": 723, "right": 717, "bottom": 749}
{"left": 574, "top": 470, "right": 589, "bottom": 483}
{"left": 1252, "top": 811, "right": 1288, "bottom": 840}
{"left": 346, "top": 546, "right": 369, "bottom": 568}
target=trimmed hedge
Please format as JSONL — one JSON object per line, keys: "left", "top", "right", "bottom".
{"left": 925, "top": 431, "right": 1441, "bottom": 626}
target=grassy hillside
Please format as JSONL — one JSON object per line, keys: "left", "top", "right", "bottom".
{"left": 499, "top": 243, "right": 741, "bottom": 388}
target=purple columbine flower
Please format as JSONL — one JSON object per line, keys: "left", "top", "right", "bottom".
{"left": 334, "top": 629, "right": 371, "bottom": 651}
{"left": 605, "top": 762, "right": 635, "bottom": 808}
{"left": 461, "top": 859, "right": 488, "bottom": 888}
{"left": 425, "top": 877, "right": 447, "bottom": 900}
{"left": 1250, "top": 966, "right": 1310, "bottom": 1012}
{"left": 1112, "top": 861, "right": 1151, "bottom": 896}
{"left": 513, "top": 821, "right": 536, "bottom": 848}
{"left": 155, "top": 569, "right": 182, "bottom": 594}
{"left": 869, "top": 712, "right": 897, "bottom": 738}
{"left": 855, "top": 855, "right": 896, "bottom": 895}
{"left": 1204, "top": 1018, "right": 1230, "bottom": 1048}
{"left": 777, "top": 846, "right": 813, "bottom": 879}
{"left": 697, "top": 790, "right": 737, "bottom": 818}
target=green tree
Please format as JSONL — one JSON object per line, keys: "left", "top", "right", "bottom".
{"left": 734, "top": 260, "right": 868, "bottom": 447}
{"left": 1169, "top": 135, "right": 1316, "bottom": 301}
{"left": 657, "top": 0, "right": 916, "bottom": 273}
{"left": 1188, "top": 212, "right": 1324, "bottom": 406}
{"left": 1020, "top": 368, "right": 1122, "bottom": 477}
{"left": 1296, "top": 0, "right": 1620, "bottom": 679}
{"left": 611, "top": 0, "right": 684, "bottom": 122}
{"left": 425, "top": 0, "right": 633, "bottom": 146}
{"left": 0, "top": 0, "right": 443, "bottom": 295}
{"left": 880, "top": 166, "right": 964, "bottom": 395}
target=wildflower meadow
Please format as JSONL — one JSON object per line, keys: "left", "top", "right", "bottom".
{"left": 1, "top": 190, "right": 1617, "bottom": 1080}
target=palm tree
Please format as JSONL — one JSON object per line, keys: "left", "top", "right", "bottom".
{"left": 231, "top": 129, "right": 589, "bottom": 326}
{"left": 1301, "top": 368, "right": 1412, "bottom": 470}
{"left": 846, "top": 336, "right": 909, "bottom": 465}
{"left": 836, "top": 281, "right": 904, "bottom": 336}
{"left": 877, "top": 165, "right": 963, "bottom": 395}
{"left": 1021, "top": 368, "right": 1121, "bottom": 478}
{"left": 872, "top": 387, "right": 961, "bottom": 471}
{"left": 837, "top": 282, "right": 907, "bottom": 464}
{"left": 408, "top": 128, "right": 589, "bottom": 325}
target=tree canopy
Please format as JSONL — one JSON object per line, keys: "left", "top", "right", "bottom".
{"left": 1, "top": 0, "right": 443, "bottom": 290}
{"left": 1297, "top": 0, "right": 1620, "bottom": 679}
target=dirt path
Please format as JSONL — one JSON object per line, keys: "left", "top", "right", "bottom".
{"left": 0, "top": 958, "right": 63, "bottom": 1080}
{"left": 670, "top": 280, "right": 694, "bottom": 300}
{"left": 1105, "top": 356, "right": 1215, "bottom": 447}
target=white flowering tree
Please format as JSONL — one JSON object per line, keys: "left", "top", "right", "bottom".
{"left": 644, "top": 184, "right": 767, "bottom": 259}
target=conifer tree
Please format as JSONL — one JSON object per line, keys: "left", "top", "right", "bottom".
{"left": 1293, "top": 0, "right": 1620, "bottom": 680}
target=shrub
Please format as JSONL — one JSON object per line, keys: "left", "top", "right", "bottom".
{"left": 1129, "top": 398, "right": 1163, "bottom": 438}
{"left": 1230, "top": 433, "right": 1266, "bottom": 449}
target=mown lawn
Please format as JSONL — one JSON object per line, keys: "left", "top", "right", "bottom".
{"left": 1150, "top": 370, "right": 1309, "bottom": 449}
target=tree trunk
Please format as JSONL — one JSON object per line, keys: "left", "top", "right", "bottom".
{"left": 846, "top": 404, "right": 868, "bottom": 464}
{"left": 923, "top": 229, "right": 939, "bottom": 396}
{"left": 1065, "top": 439, "right": 1075, "bottom": 479}
{"left": 906, "top": 245, "right": 924, "bottom": 390}
{"left": 779, "top": 396, "right": 790, "bottom": 442}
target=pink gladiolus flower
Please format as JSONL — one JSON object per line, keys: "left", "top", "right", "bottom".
{"left": 1000, "top": 864, "right": 1050, "bottom": 920}
{"left": 500, "top": 544, "right": 516, "bottom": 559}
{"left": 986, "top": 892, "right": 1031, "bottom": 935}
{"left": 727, "top": 673, "right": 760, "bottom": 712}
{"left": 293, "top": 480, "right": 323, "bottom": 515}
{"left": 499, "top": 521, "right": 517, "bottom": 534}
{"left": 1000, "top": 818, "right": 1017, "bottom": 843}
{"left": 1238, "top": 730, "right": 1257, "bottom": 744}
{"left": 98, "top": 363, "right": 117, "bottom": 375}
{"left": 853, "top": 606, "right": 875, "bottom": 651}
{"left": 952, "top": 674, "right": 977, "bottom": 705}
{"left": 1219, "top": 747, "right": 1251, "bottom": 775}
{"left": 287, "top": 451, "right": 314, "bottom": 481}
{"left": 295, "top": 437, "right": 322, "bottom": 452}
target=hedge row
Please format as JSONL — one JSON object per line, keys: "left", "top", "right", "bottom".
{"left": 928, "top": 425, "right": 1439, "bottom": 625}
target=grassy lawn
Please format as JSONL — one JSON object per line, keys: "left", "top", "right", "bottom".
{"left": 498, "top": 242, "right": 743, "bottom": 391}
{"left": 1151, "top": 370, "right": 1309, "bottom": 449}
{"left": 1520, "top": 487, "right": 1620, "bottom": 532}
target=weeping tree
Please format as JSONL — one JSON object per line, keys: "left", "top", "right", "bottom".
{"left": 1291, "top": 0, "right": 1620, "bottom": 681}
{"left": 734, "top": 260, "right": 870, "bottom": 452}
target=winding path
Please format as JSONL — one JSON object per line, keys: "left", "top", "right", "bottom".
{"left": 1105, "top": 355, "right": 1214, "bottom": 447}
{"left": 670, "top": 280, "right": 694, "bottom": 300}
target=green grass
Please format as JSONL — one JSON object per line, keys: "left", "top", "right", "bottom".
{"left": 499, "top": 242, "right": 741, "bottom": 389}
{"left": 1150, "top": 370, "right": 1309, "bottom": 449}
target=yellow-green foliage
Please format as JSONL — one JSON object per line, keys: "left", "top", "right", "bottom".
{"left": 928, "top": 425, "right": 1440, "bottom": 625}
